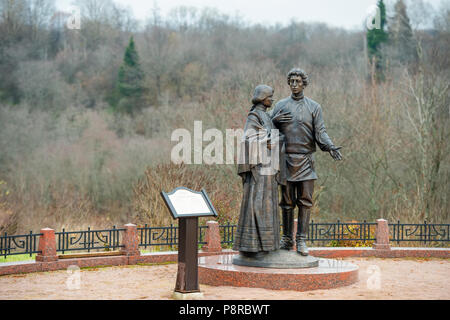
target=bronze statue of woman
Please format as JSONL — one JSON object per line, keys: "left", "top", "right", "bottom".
{"left": 233, "top": 85, "right": 281, "bottom": 257}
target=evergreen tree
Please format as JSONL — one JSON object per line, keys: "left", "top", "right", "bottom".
{"left": 366, "top": 0, "right": 389, "bottom": 81}
{"left": 115, "top": 36, "right": 146, "bottom": 114}
{"left": 391, "top": 0, "right": 417, "bottom": 65}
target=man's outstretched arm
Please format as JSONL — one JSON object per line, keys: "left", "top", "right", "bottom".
{"left": 313, "top": 104, "right": 342, "bottom": 160}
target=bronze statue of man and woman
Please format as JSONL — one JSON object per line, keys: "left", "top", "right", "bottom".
{"left": 233, "top": 68, "right": 342, "bottom": 262}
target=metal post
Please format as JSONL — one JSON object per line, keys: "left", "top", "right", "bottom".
{"left": 175, "top": 216, "right": 200, "bottom": 293}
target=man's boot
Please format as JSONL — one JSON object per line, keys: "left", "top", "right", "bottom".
{"left": 280, "top": 208, "right": 294, "bottom": 250}
{"left": 296, "top": 207, "right": 311, "bottom": 256}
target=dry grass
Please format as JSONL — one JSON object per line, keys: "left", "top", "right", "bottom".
{"left": 133, "top": 163, "right": 241, "bottom": 227}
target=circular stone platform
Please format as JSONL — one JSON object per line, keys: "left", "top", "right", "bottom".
{"left": 232, "top": 250, "right": 319, "bottom": 268}
{"left": 198, "top": 254, "right": 359, "bottom": 291}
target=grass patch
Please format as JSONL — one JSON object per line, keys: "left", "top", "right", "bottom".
{"left": 140, "top": 247, "right": 177, "bottom": 254}
{"left": 0, "top": 254, "right": 36, "bottom": 264}
{"left": 80, "top": 265, "right": 114, "bottom": 271}
{"left": 136, "top": 261, "right": 177, "bottom": 267}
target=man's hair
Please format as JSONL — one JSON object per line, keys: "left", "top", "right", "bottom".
{"left": 287, "top": 68, "right": 309, "bottom": 87}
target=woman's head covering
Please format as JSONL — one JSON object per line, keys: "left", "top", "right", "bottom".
{"left": 251, "top": 85, "right": 274, "bottom": 105}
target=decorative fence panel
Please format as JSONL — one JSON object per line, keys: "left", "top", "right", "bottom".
{"left": 308, "top": 220, "right": 376, "bottom": 246}
{"left": 138, "top": 224, "right": 209, "bottom": 250}
{"left": 219, "top": 223, "right": 236, "bottom": 246}
{"left": 56, "top": 227, "right": 125, "bottom": 254}
{"left": 390, "top": 221, "right": 450, "bottom": 244}
{"left": 138, "top": 224, "right": 178, "bottom": 250}
{"left": 0, "top": 232, "right": 42, "bottom": 258}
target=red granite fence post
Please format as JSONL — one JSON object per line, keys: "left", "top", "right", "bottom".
{"left": 372, "top": 219, "right": 391, "bottom": 250}
{"left": 120, "top": 224, "right": 141, "bottom": 257}
{"left": 203, "top": 221, "right": 222, "bottom": 253}
{"left": 35, "top": 228, "right": 58, "bottom": 262}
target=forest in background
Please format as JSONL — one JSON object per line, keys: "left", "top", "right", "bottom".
{"left": 0, "top": 0, "right": 448, "bottom": 233}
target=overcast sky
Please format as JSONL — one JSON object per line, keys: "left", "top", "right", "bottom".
{"left": 57, "top": 0, "right": 445, "bottom": 30}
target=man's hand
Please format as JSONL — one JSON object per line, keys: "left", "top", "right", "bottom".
{"left": 272, "top": 111, "right": 292, "bottom": 124}
{"left": 329, "top": 146, "right": 342, "bottom": 161}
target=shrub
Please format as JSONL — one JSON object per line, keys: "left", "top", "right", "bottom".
{"left": 133, "top": 163, "right": 241, "bottom": 227}
{"left": 326, "top": 221, "right": 376, "bottom": 247}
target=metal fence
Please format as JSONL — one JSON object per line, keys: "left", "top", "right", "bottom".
{"left": 308, "top": 220, "right": 376, "bottom": 244}
{"left": 1, "top": 221, "right": 449, "bottom": 258}
{"left": 220, "top": 222, "right": 236, "bottom": 246}
{"left": 138, "top": 224, "right": 209, "bottom": 250}
{"left": 220, "top": 220, "right": 449, "bottom": 246}
{"left": 56, "top": 226, "right": 125, "bottom": 254}
{"left": 0, "top": 231, "right": 42, "bottom": 258}
{"left": 390, "top": 221, "right": 450, "bottom": 244}
{"left": 136, "top": 220, "right": 377, "bottom": 248}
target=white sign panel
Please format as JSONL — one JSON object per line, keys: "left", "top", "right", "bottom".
{"left": 161, "top": 187, "right": 218, "bottom": 219}
{"left": 168, "top": 189, "right": 211, "bottom": 215}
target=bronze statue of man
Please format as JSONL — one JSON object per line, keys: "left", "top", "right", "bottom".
{"left": 271, "top": 68, "right": 342, "bottom": 256}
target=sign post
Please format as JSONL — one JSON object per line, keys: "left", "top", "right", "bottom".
{"left": 161, "top": 187, "right": 218, "bottom": 299}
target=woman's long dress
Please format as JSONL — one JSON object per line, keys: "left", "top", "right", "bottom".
{"left": 233, "top": 104, "right": 280, "bottom": 253}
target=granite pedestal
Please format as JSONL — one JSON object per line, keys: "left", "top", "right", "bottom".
{"left": 199, "top": 253, "right": 359, "bottom": 291}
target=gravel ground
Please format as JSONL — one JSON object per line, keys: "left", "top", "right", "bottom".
{"left": 0, "top": 257, "right": 448, "bottom": 300}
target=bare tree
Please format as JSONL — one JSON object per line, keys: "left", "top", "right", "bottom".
{"left": 0, "top": 0, "right": 28, "bottom": 39}
{"left": 400, "top": 50, "right": 449, "bottom": 220}
{"left": 27, "top": 0, "right": 54, "bottom": 38}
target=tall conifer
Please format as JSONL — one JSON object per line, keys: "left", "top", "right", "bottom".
{"left": 366, "top": 0, "right": 389, "bottom": 81}
{"left": 115, "top": 36, "right": 146, "bottom": 114}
